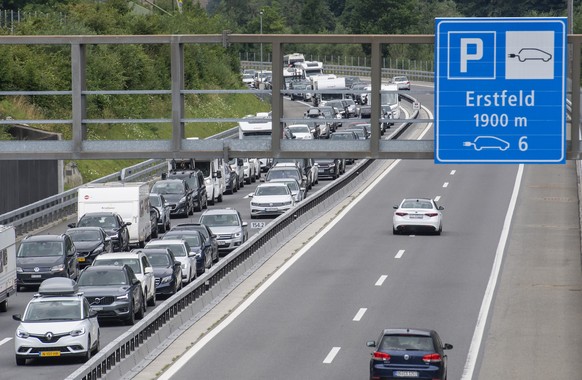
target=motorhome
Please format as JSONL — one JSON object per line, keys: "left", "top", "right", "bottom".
{"left": 283, "top": 53, "right": 305, "bottom": 67}
{"left": 283, "top": 67, "right": 305, "bottom": 89}
{"left": 296, "top": 61, "right": 324, "bottom": 80}
{"left": 312, "top": 77, "right": 347, "bottom": 106}
{"left": 77, "top": 182, "right": 152, "bottom": 248}
{"left": 0, "top": 225, "right": 16, "bottom": 312}
{"left": 238, "top": 112, "right": 273, "bottom": 139}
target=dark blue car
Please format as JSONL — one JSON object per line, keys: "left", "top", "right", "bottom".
{"left": 367, "top": 328, "right": 453, "bottom": 380}
{"left": 162, "top": 230, "right": 211, "bottom": 276}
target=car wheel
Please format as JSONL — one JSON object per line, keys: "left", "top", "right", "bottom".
{"left": 392, "top": 226, "right": 399, "bottom": 235}
{"left": 83, "top": 337, "right": 92, "bottom": 362}
{"left": 158, "top": 222, "right": 166, "bottom": 234}
{"left": 218, "top": 192, "right": 223, "bottom": 202}
{"left": 208, "top": 192, "right": 215, "bottom": 206}
{"left": 147, "top": 288, "right": 156, "bottom": 307}
{"left": 136, "top": 295, "right": 145, "bottom": 320}
{"left": 15, "top": 356, "right": 26, "bottom": 366}
{"left": 0, "top": 300, "right": 7, "bottom": 312}
{"left": 435, "top": 225, "right": 442, "bottom": 236}
{"left": 151, "top": 227, "right": 158, "bottom": 239}
{"left": 92, "top": 332, "right": 100, "bottom": 355}
{"left": 125, "top": 304, "right": 136, "bottom": 325}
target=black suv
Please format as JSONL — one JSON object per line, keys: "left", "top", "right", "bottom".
{"left": 167, "top": 169, "right": 208, "bottom": 212}
{"left": 150, "top": 179, "right": 194, "bottom": 218}
{"left": 16, "top": 234, "right": 79, "bottom": 290}
{"left": 69, "top": 212, "right": 131, "bottom": 252}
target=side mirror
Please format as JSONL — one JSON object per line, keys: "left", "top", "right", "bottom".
{"left": 438, "top": 206, "right": 444, "bottom": 210}
{"left": 242, "top": 222, "right": 248, "bottom": 228}
{"left": 248, "top": 194, "right": 253, "bottom": 198}
{"left": 188, "top": 251, "right": 196, "bottom": 257}
{"left": 366, "top": 340, "right": 377, "bottom": 348}
{"left": 12, "top": 314, "right": 22, "bottom": 321}
{"left": 125, "top": 222, "right": 133, "bottom": 226}
{"left": 174, "top": 261, "right": 181, "bottom": 267}
{"left": 68, "top": 223, "right": 76, "bottom": 228}
{"left": 443, "top": 343, "right": 453, "bottom": 350}
{"left": 132, "top": 278, "right": 140, "bottom": 285}
{"left": 393, "top": 205, "right": 399, "bottom": 209}
{"left": 145, "top": 267, "right": 153, "bottom": 274}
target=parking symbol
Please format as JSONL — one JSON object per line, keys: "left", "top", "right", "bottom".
{"left": 448, "top": 32, "right": 496, "bottom": 79}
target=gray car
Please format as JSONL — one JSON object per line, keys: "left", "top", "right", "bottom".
{"left": 199, "top": 208, "right": 248, "bottom": 256}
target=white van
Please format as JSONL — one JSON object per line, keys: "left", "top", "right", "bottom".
{"left": 0, "top": 225, "right": 16, "bottom": 312}
{"left": 194, "top": 159, "right": 225, "bottom": 205}
{"left": 77, "top": 182, "right": 152, "bottom": 248}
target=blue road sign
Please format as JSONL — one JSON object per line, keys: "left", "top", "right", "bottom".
{"left": 435, "top": 17, "right": 567, "bottom": 164}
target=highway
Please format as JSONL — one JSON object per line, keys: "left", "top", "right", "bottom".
{"left": 1, "top": 85, "right": 582, "bottom": 380}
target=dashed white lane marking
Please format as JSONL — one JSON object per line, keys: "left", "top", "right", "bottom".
{"left": 443, "top": 182, "right": 449, "bottom": 188}
{"left": 450, "top": 170, "right": 456, "bottom": 175}
{"left": 434, "top": 196, "right": 441, "bottom": 202}
{"left": 323, "top": 347, "right": 341, "bottom": 364}
{"left": 243, "top": 192, "right": 254, "bottom": 199}
{"left": 353, "top": 308, "right": 367, "bottom": 321}
{"left": 0, "top": 337, "right": 12, "bottom": 347}
{"left": 395, "top": 249, "right": 405, "bottom": 259}
{"left": 375, "top": 275, "right": 388, "bottom": 286}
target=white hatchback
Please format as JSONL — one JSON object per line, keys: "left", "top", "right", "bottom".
{"left": 393, "top": 198, "right": 443, "bottom": 235}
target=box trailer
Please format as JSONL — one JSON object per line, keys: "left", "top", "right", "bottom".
{"left": 0, "top": 225, "right": 17, "bottom": 312}
{"left": 77, "top": 182, "right": 152, "bottom": 247}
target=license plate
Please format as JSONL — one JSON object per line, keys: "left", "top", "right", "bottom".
{"left": 77, "top": 257, "right": 86, "bottom": 262}
{"left": 394, "top": 371, "right": 419, "bottom": 378}
{"left": 218, "top": 241, "right": 227, "bottom": 246}
{"left": 91, "top": 306, "right": 103, "bottom": 311}
{"left": 40, "top": 351, "right": 61, "bottom": 357}
{"left": 409, "top": 214, "right": 423, "bottom": 219}
{"left": 266, "top": 207, "right": 278, "bottom": 212}
{"left": 31, "top": 274, "right": 41, "bottom": 278}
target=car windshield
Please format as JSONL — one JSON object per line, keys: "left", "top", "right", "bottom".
{"left": 151, "top": 182, "right": 184, "bottom": 195}
{"left": 68, "top": 230, "right": 101, "bottom": 242}
{"left": 401, "top": 200, "right": 434, "bottom": 209}
{"left": 17, "top": 241, "right": 63, "bottom": 257}
{"left": 78, "top": 215, "right": 117, "bottom": 229}
{"left": 24, "top": 300, "right": 82, "bottom": 321}
{"left": 267, "top": 169, "right": 299, "bottom": 181}
{"left": 281, "top": 181, "right": 299, "bottom": 191}
{"left": 331, "top": 133, "right": 354, "bottom": 140}
{"left": 380, "top": 335, "right": 435, "bottom": 351}
{"left": 149, "top": 243, "right": 187, "bottom": 257}
{"left": 93, "top": 258, "right": 141, "bottom": 274}
{"left": 288, "top": 125, "right": 311, "bottom": 134}
{"left": 164, "top": 233, "right": 201, "bottom": 248}
{"left": 78, "top": 269, "right": 128, "bottom": 286}
{"left": 256, "top": 186, "right": 288, "bottom": 196}
{"left": 145, "top": 253, "right": 171, "bottom": 267}
{"left": 200, "top": 214, "right": 240, "bottom": 227}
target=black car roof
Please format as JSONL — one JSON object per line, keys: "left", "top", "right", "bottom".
{"left": 23, "top": 234, "right": 66, "bottom": 242}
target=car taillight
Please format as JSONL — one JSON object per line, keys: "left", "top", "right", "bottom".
{"left": 372, "top": 351, "right": 390, "bottom": 361}
{"left": 395, "top": 212, "right": 408, "bottom": 217}
{"left": 425, "top": 213, "right": 439, "bottom": 217}
{"left": 422, "top": 353, "right": 442, "bottom": 363}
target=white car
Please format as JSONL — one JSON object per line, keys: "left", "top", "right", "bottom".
{"left": 249, "top": 182, "right": 295, "bottom": 219}
{"left": 145, "top": 239, "right": 196, "bottom": 284}
{"left": 286, "top": 124, "right": 314, "bottom": 140}
{"left": 92, "top": 251, "right": 157, "bottom": 307}
{"left": 392, "top": 75, "right": 410, "bottom": 90}
{"left": 242, "top": 158, "right": 257, "bottom": 184}
{"left": 270, "top": 178, "right": 305, "bottom": 203}
{"left": 393, "top": 198, "right": 443, "bottom": 235}
{"left": 13, "top": 278, "right": 100, "bottom": 366}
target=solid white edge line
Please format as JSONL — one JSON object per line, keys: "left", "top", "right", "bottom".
{"left": 323, "top": 347, "right": 341, "bottom": 364}
{"left": 395, "top": 249, "right": 405, "bottom": 259}
{"left": 158, "top": 158, "right": 405, "bottom": 379}
{"left": 0, "top": 337, "right": 12, "bottom": 347}
{"left": 353, "top": 308, "right": 367, "bottom": 322}
{"left": 375, "top": 275, "right": 388, "bottom": 286}
{"left": 461, "top": 164, "right": 524, "bottom": 380}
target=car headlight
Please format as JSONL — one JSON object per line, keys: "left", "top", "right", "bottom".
{"left": 250, "top": 202, "right": 259, "bottom": 206}
{"left": 51, "top": 264, "right": 65, "bottom": 272}
{"left": 16, "top": 267, "right": 22, "bottom": 273}
{"left": 91, "top": 246, "right": 104, "bottom": 255}
{"left": 16, "top": 329, "right": 29, "bottom": 339}
{"left": 116, "top": 293, "right": 129, "bottom": 300}
{"left": 234, "top": 232, "right": 242, "bottom": 238}
{"left": 161, "top": 275, "right": 173, "bottom": 284}
{"left": 178, "top": 196, "right": 188, "bottom": 205}
{"left": 283, "top": 201, "right": 293, "bottom": 206}
{"left": 70, "top": 327, "right": 86, "bottom": 337}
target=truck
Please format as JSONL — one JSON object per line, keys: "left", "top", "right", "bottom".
{"left": 77, "top": 182, "right": 152, "bottom": 248}
{"left": 0, "top": 225, "right": 17, "bottom": 312}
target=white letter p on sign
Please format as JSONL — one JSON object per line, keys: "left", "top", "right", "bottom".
{"left": 460, "top": 38, "right": 483, "bottom": 73}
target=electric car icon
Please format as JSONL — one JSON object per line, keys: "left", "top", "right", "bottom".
{"left": 508, "top": 48, "right": 552, "bottom": 62}
{"left": 463, "top": 136, "right": 510, "bottom": 151}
